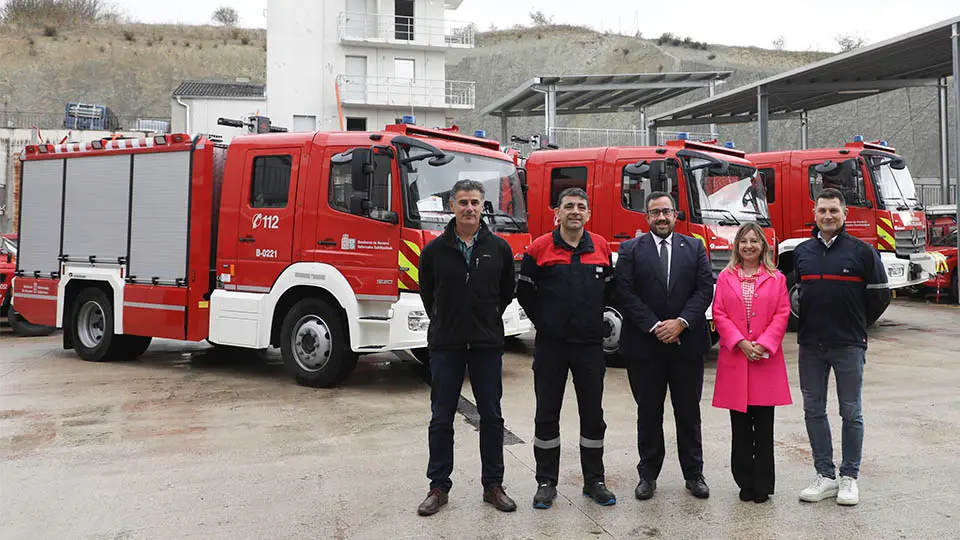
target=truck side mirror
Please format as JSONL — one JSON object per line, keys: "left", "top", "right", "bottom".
{"left": 625, "top": 160, "right": 651, "bottom": 177}
{"left": 890, "top": 157, "right": 906, "bottom": 170}
{"left": 864, "top": 200, "right": 873, "bottom": 209}
{"left": 350, "top": 148, "right": 374, "bottom": 192}
{"left": 814, "top": 160, "right": 838, "bottom": 175}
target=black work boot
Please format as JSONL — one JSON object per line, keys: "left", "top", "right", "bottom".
{"left": 635, "top": 478, "right": 657, "bottom": 500}
{"left": 533, "top": 483, "right": 557, "bottom": 509}
{"left": 583, "top": 481, "right": 616, "bottom": 506}
{"left": 685, "top": 474, "right": 710, "bottom": 499}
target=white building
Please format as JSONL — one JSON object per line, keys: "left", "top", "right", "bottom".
{"left": 170, "top": 80, "right": 268, "bottom": 141}
{"left": 266, "top": 0, "right": 475, "bottom": 132}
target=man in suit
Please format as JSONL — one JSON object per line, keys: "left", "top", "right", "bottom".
{"left": 615, "top": 191, "right": 715, "bottom": 500}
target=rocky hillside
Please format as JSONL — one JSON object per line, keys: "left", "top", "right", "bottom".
{"left": 0, "top": 22, "right": 954, "bottom": 180}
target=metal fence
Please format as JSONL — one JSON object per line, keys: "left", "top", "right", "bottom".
{"left": 0, "top": 112, "right": 171, "bottom": 133}
{"left": 917, "top": 184, "right": 957, "bottom": 206}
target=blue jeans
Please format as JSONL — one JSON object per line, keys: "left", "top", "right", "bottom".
{"left": 798, "top": 345, "right": 865, "bottom": 479}
{"left": 427, "top": 347, "right": 505, "bottom": 492}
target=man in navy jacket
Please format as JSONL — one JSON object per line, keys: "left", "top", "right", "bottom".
{"left": 615, "top": 191, "right": 715, "bottom": 501}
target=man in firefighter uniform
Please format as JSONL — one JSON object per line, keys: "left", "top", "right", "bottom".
{"left": 517, "top": 187, "right": 616, "bottom": 509}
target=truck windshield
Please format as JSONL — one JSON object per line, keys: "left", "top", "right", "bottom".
{"left": 686, "top": 158, "right": 770, "bottom": 225}
{"left": 402, "top": 148, "right": 528, "bottom": 232}
{"left": 870, "top": 159, "right": 921, "bottom": 210}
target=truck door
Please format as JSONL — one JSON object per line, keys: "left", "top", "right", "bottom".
{"left": 313, "top": 147, "right": 401, "bottom": 302}
{"left": 758, "top": 164, "right": 781, "bottom": 232}
{"left": 542, "top": 163, "right": 594, "bottom": 233}
{"left": 805, "top": 157, "right": 876, "bottom": 243}
{"left": 235, "top": 149, "right": 302, "bottom": 291}
{"left": 610, "top": 156, "right": 678, "bottom": 250}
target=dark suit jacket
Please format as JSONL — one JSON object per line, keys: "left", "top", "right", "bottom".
{"left": 616, "top": 232, "right": 715, "bottom": 359}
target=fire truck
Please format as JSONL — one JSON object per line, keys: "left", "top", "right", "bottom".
{"left": 522, "top": 136, "right": 776, "bottom": 363}
{"left": 12, "top": 122, "right": 532, "bottom": 387}
{"left": 748, "top": 137, "right": 939, "bottom": 325}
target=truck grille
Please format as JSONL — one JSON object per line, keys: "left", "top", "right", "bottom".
{"left": 894, "top": 229, "right": 925, "bottom": 257}
{"left": 709, "top": 249, "right": 732, "bottom": 279}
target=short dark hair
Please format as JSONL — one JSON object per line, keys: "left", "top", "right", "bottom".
{"left": 645, "top": 191, "right": 676, "bottom": 211}
{"left": 817, "top": 187, "right": 846, "bottom": 207}
{"left": 452, "top": 179, "right": 485, "bottom": 198}
{"left": 556, "top": 187, "right": 589, "bottom": 208}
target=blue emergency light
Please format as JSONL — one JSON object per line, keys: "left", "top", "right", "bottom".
{"left": 402, "top": 115, "right": 416, "bottom": 124}
{"left": 677, "top": 132, "right": 689, "bottom": 140}
{"left": 724, "top": 141, "right": 736, "bottom": 149}
{"left": 474, "top": 129, "right": 486, "bottom": 138}
{"left": 879, "top": 140, "right": 888, "bottom": 146}
{"left": 853, "top": 135, "right": 864, "bottom": 142}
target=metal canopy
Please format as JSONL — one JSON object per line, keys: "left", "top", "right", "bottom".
{"left": 649, "top": 15, "right": 960, "bottom": 135}
{"left": 479, "top": 72, "right": 732, "bottom": 118}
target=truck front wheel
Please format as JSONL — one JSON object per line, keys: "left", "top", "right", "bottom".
{"left": 280, "top": 298, "right": 357, "bottom": 387}
{"left": 602, "top": 306, "right": 626, "bottom": 368}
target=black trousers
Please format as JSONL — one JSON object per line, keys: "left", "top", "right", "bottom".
{"left": 626, "top": 351, "right": 704, "bottom": 481}
{"left": 427, "top": 347, "right": 504, "bottom": 492}
{"left": 730, "top": 406, "right": 775, "bottom": 496}
{"left": 533, "top": 340, "right": 607, "bottom": 486}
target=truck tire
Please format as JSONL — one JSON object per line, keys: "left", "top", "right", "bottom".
{"left": 411, "top": 347, "right": 431, "bottom": 366}
{"left": 951, "top": 271, "right": 959, "bottom": 302}
{"left": 280, "top": 298, "right": 357, "bottom": 388}
{"left": 121, "top": 335, "right": 153, "bottom": 359}
{"left": 8, "top": 305, "right": 57, "bottom": 337}
{"left": 602, "top": 306, "right": 626, "bottom": 368}
{"left": 786, "top": 271, "right": 799, "bottom": 332}
{"left": 70, "top": 288, "right": 126, "bottom": 362}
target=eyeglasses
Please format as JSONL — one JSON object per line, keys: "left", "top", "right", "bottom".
{"left": 648, "top": 208, "right": 676, "bottom": 217}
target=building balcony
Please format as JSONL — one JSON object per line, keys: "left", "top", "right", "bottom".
{"left": 336, "top": 75, "right": 475, "bottom": 110}
{"left": 337, "top": 12, "right": 475, "bottom": 49}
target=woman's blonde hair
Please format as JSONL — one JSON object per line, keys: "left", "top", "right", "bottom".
{"left": 725, "top": 222, "right": 777, "bottom": 274}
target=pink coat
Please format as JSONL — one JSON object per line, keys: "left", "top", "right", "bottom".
{"left": 711, "top": 268, "right": 793, "bottom": 413}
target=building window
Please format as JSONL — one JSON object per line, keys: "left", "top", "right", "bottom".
{"left": 250, "top": 155, "right": 292, "bottom": 208}
{"left": 346, "top": 117, "right": 367, "bottom": 131}
{"left": 395, "top": 0, "right": 414, "bottom": 41}
{"left": 395, "top": 58, "right": 415, "bottom": 82}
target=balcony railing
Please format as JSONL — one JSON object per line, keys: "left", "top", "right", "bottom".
{"left": 337, "top": 75, "right": 475, "bottom": 110}
{"left": 0, "top": 111, "right": 171, "bottom": 133}
{"left": 547, "top": 127, "right": 718, "bottom": 148}
{"left": 338, "top": 12, "right": 474, "bottom": 48}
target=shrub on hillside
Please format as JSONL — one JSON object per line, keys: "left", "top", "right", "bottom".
{"left": 1, "top": 0, "right": 116, "bottom": 25}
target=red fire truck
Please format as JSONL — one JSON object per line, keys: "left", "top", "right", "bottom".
{"left": 12, "top": 123, "right": 531, "bottom": 387}
{"left": 522, "top": 136, "right": 776, "bottom": 362}
{"left": 748, "top": 138, "right": 938, "bottom": 325}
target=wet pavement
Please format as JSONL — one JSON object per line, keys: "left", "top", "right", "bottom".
{"left": 2, "top": 298, "right": 959, "bottom": 539}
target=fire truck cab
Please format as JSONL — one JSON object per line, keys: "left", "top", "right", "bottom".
{"left": 523, "top": 136, "right": 776, "bottom": 362}
{"left": 13, "top": 124, "right": 531, "bottom": 387}
{"left": 749, "top": 138, "right": 938, "bottom": 325}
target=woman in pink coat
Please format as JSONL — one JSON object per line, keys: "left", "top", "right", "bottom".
{"left": 712, "top": 222, "right": 792, "bottom": 504}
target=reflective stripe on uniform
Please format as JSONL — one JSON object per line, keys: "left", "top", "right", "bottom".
{"left": 533, "top": 436, "right": 561, "bottom": 449}
{"left": 580, "top": 437, "right": 604, "bottom": 449}
{"left": 518, "top": 274, "right": 535, "bottom": 284}
{"left": 866, "top": 283, "right": 889, "bottom": 290}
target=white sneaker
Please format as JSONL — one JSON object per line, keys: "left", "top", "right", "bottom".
{"left": 799, "top": 474, "right": 839, "bottom": 502}
{"left": 837, "top": 476, "right": 859, "bottom": 506}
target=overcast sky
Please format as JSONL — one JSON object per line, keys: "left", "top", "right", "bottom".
{"left": 111, "top": 0, "right": 958, "bottom": 52}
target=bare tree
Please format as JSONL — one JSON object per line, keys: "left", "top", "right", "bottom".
{"left": 772, "top": 35, "right": 785, "bottom": 51}
{"left": 212, "top": 6, "right": 238, "bottom": 27}
{"left": 835, "top": 33, "right": 867, "bottom": 52}
{"left": 1, "top": 0, "right": 117, "bottom": 25}
{"left": 529, "top": 10, "right": 553, "bottom": 27}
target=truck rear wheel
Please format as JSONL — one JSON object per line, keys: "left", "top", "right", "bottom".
{"left": 8, "top": 305, "right": 56, "bottom": 337}
{"left": 121, "top": 335, "right": 153, "bottom": 359}
{"left": 280, "top": 298, "right": 357, "bottom": 387}
{"left": 70, "top": 288, "right": 126, "bottom": 362}
{"left": 786, "top": 271, "right": 799, "bottom": 332}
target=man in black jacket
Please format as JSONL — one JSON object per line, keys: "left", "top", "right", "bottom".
{"left": 517, "top": 188, "right": 616, "bottom": 510}
{"left": 615, "top": 191, "right": 714, "bottom": 501}
{"left": 416, "top": 179, "right": 517, "bottom": 516}
{"left": 795, "top": 188, "right": 890, "bottom": 507}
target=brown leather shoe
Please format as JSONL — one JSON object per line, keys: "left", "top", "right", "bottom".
{"left": 417, "top": 488, "right": 448, "bottom": 516}
{"left": 483, "top": 485, "right": 517, "bottom": 512}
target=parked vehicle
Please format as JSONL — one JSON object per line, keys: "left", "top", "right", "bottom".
{"left": 12, "top": 122, "right": 531, "bottom": 387}
{"left": 924, "top": 228, "right": 957, "bottom": 301}
{"left": 1, "top": 234, "right": 56, "bottom": 336}
{"left": 749, "top": 137, "right": 938, "bottom": 326}
{"left": 522, "top": 136, "right": 776, "bottom": 363}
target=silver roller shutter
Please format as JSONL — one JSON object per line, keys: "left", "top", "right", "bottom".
{"left": 62, "top": 155, "right": 131, "bottom": 263}
{"left": 128, "top": 152, "right": 191, "bottom": 284}
{"left": 17, "top": 159, "right": 64, "bottom": 276}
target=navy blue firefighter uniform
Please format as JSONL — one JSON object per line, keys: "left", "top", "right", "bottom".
{"left": 517, "top": 229, "right": 615, "bottom": 488}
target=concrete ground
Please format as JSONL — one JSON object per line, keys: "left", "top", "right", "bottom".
{"left": 1, "top": 299, "right": 959, "bottom": 540}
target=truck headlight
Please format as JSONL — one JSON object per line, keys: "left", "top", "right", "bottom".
{"left": 408, "top": 310, "right": 430, "bottom": 332}
{"left": 518, "top": 307, "right": 528, "bottom": 321}
{"left": 888, "top": 265, "right": 905, "bottom": 278}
